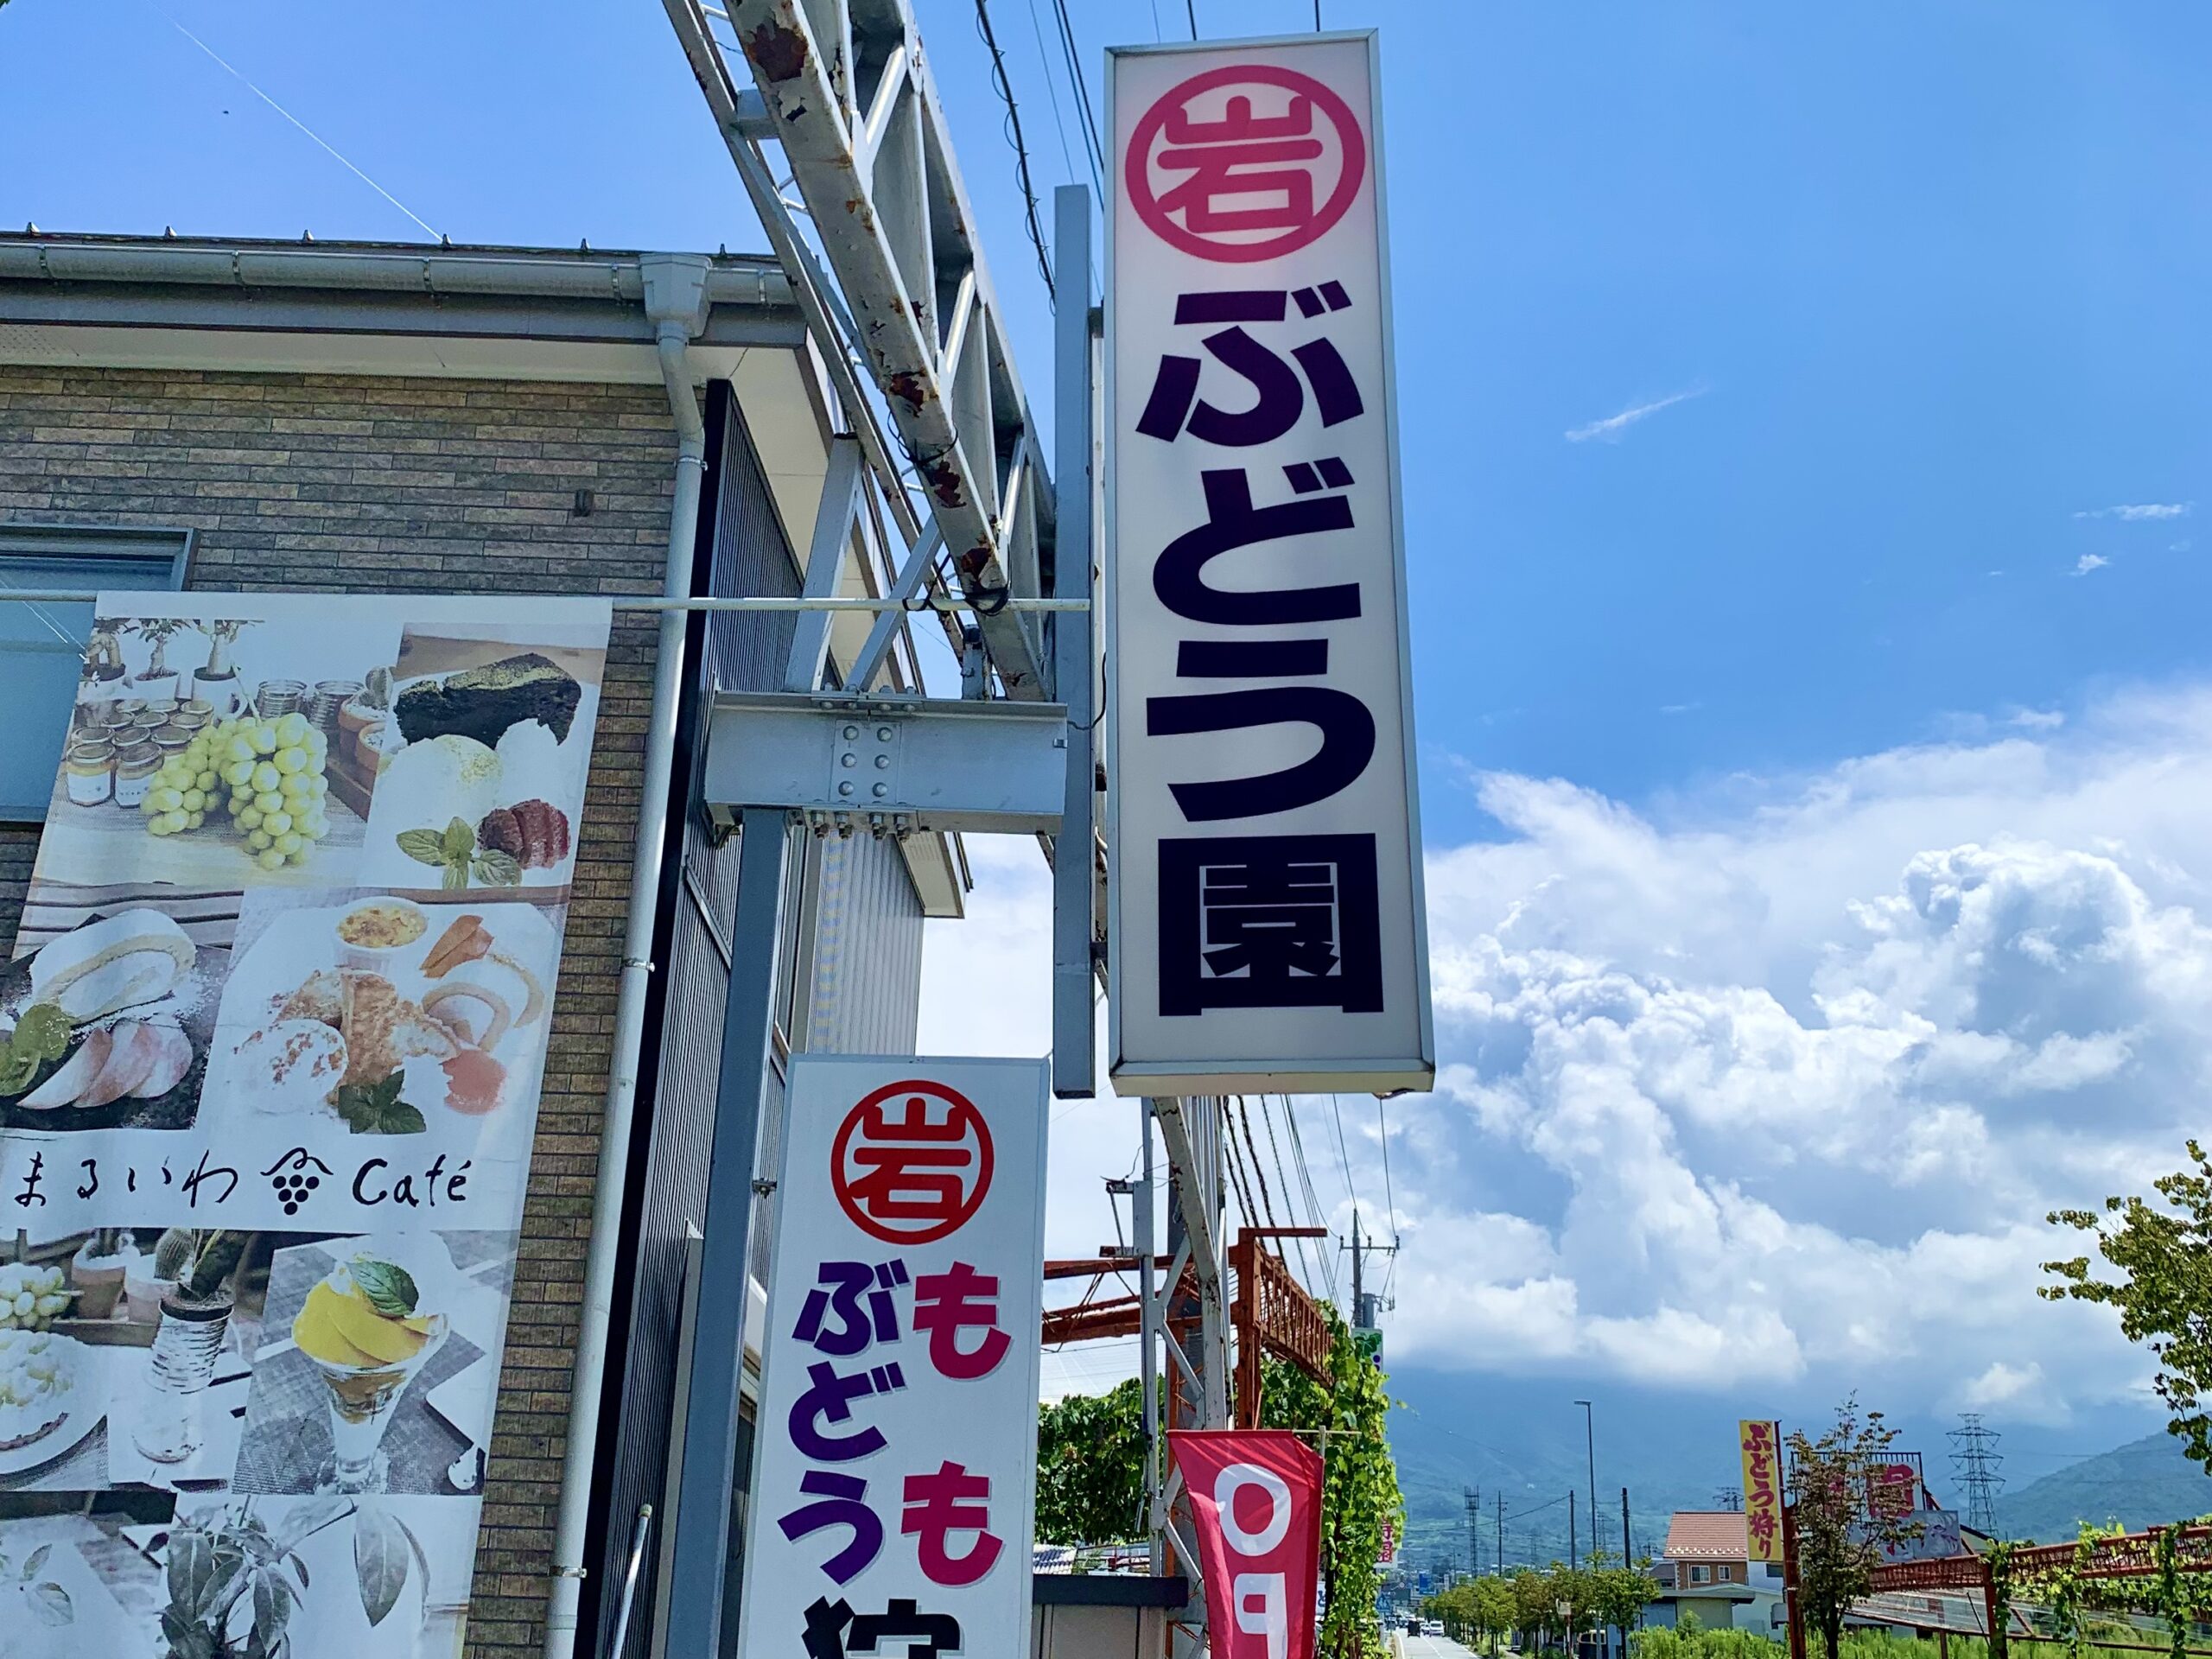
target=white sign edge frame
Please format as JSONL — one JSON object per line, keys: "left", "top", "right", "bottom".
{"left": 1102, "top": 29, "right": 1437, "bottom": 1099}
{"left": 733, "top": 1052, "right": 1052, "bottom": 1649}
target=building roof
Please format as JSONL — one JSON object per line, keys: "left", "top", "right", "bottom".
{"left": 0, "top": 230, "right": 802, "bottom": 384}
{"left": 1665, "top": 1512, "right": 1751, "bottom": 1561}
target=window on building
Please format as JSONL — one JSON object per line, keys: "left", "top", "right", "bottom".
{"left": 1689, "top": 1565, "right": 1711, "bottom": 1585}
{"left": 0, "top": 526, "right": 192, "bottom": 820}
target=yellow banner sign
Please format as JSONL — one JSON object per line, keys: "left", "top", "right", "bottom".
{"left": 1739, "top": 1418, "right": 1784, "bottom": 1561}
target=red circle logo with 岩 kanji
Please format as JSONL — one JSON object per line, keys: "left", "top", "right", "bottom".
{"left": 1124, "top": 63, "right": 1368, "bottom": 264}
{"left": 831, "top": 1079, "right": 995, "bottom": 1246}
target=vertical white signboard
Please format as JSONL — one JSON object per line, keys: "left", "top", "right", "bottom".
{"left": 737, "top": 1056, "right": 1048, "bottom": 1656}
{"left": 1107, "top": 33, "right": 1433, "bottom": 1095}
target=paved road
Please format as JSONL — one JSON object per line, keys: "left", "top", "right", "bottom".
{"left": 1402, "top": 1636, "right": 1482, "bottom": 1658}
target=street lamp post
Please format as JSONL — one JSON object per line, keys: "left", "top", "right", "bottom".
{"left": 1573, "top": 1399, "right": 1598, "bottom": 1562}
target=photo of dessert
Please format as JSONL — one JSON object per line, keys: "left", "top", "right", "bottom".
{"left": 0, "top": 1330, "right": 98, "bottom": 1479}
{"left": 206, "top": 891, "right": 557, "bottom": 1136}
{"left": 231, "top": 1231, "right": 513, "bottom": 1499}
{"left": 35, "top": 601, "right": 405, "bottom": 893}
{"left": 355, "top": 621, "right": 603, "bottom": 893}
{"left": 0, "top": 899, "right": 223, "bottom": 1132}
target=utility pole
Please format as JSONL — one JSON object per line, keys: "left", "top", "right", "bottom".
{"left": 1351, "top": 1210, "right": 1363, "bottom": 1324}
{"left": 1497, "top": 1491, "right": 1504, "bottom": 1576}
{"left": 1575, "top": 1399, "right": 1598, "bottom": 1563}
{"left": 1621, "top": 1487, "right": 1631, "bottom": 1567}
{"left": 1569, "top": 1489, "right": 1577, "bottom": 1573}
{"left": 1466, "top": 1485, "right": 1482, "bottom": 1579}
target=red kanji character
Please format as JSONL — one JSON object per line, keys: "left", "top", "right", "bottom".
{"left": 832, "top": 1082, "right": 995, "bottom": 1246}
{"left": 1125, "top": 66, "right": 1368, "bottom": 264}
{"left": 901, "top": 1461, "right": 1002, "bottom": 1588}
{"left": 911, "top": 1262, "right": 1012, "bottom": 1382}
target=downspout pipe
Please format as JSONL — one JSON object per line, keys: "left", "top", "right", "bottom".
{"left": 543, "top": 253, "right": 714, "bottom": 1659}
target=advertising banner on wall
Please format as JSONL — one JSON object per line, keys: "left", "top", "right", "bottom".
{"left": 1739, "top": 1419, "right": 1784, "bottom": 1562}
{"left": 1106, "top": 31, "right": 1433, "bottom": 1096}
{"left": 1169, "top": 1428, "right": 1324, "bottom": 1659}
{"left": 737, "top": 1056, "right": 1048, "bottom": 1658}
{"left": 0, "top": 591, "right": 609, "bottom": 1656}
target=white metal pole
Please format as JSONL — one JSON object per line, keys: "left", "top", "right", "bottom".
{"left": 543, "top": 296, "right": 709, "bottom": 1659}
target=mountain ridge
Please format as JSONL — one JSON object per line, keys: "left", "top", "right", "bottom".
{"left": 1380, "top": 1364, "right": 2203, "bottom": 1570}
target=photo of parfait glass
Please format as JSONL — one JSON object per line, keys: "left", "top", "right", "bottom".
{"left": 290, "top": 1246, "right": 449, "bottom": 1494}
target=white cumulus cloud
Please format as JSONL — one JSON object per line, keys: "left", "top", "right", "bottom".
{"left": 922, "top": 686, "right": 2212, "bottom": 1413}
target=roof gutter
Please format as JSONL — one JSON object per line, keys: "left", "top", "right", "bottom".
{"left": 541, "top": 252, "right": 714, "bottom": 1659}
{"left": 0, "top": 236, "right": 789, "bottom": 308}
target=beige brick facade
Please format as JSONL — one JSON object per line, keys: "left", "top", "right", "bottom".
{"left": 0, "top": 361, "right": 679, "bottom": 1659}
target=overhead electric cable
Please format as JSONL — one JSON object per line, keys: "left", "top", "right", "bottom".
{"left": 1047, "top": 0, "right": 1107, "bottom": 190}
{"left": 1281, "top": 1097, "right": 1338, "bottom": 1300}
{"left": 1185, "top": 0, "right": 1198, "bottom": 40}
{"left": 1257, "top": 1096, "right": 1321, "bottom": 1294}
{"left": 1376, "top": 1093, "right": 1398, "bottom": 1239}
{"left": 1018, "top": 0, "right": 1081, "bottom": 186}
{"left": 971, "top": 0, "right": 1056, "bottom": 294}
{"left": 1327, "top": 1092, "right": 1358, "bottom": 1216}
{"left": 1236, "top": 1097, "right": 1281, "bottom": 1235}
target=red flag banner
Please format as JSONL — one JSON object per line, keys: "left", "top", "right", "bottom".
{"left": 1170, "top": 1429, "right": 1324, "bottom": 1659}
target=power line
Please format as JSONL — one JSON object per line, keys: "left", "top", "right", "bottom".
{"left": 1280, "top": 1096, "right": 1338, "bottom": 1300}
{"left": 1255, "top": 1096, "right": 1323, "bottom": 1295}
{"left": 1236, "top": 1097, "right": 1281, "bottom": 1234}
{"left": 971, "top": 0, "right": 1055, "bottom": 294}
{"left": 1018, "top": 0, "right": 1080, "bottom": 187}
{"left": 1328, "top": 1093, "right": 1358, "bottom": 1214}
{"left": 1185, "top": 0, "right": 1198, "bottom": 41}
{"left": 1046, "top": 0, "right": 1107, "bottom": 193}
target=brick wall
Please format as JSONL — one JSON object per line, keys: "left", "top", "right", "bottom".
{"left": 0, "top": 363, "right": 680, "bottom": 1659}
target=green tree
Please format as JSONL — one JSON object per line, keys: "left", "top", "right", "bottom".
{"left": 1512, "top": 1567, "right": 1555, "bottom": 1649}
{"left": 2043, "top": 1141, "right": 2212, "bottom": 1473}
{"left": 1033, "top": 1376, "right": 1147, "bottom": 1546}
{"left": 1588, "top": 1552, "right": 1662, "bottom": 1638}
{"left": 1786, "top": 1397, "right": 1924, "bottom": 1659}
{"left": 1471, "top": 1573, "right": 1517, "bottom": 1652}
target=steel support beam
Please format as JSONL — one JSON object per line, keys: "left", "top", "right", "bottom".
{"left": 659, "top": 805, "right": 792, "bottom": 1659}
{"left": 1151, "top": 1096, "right": 1229, "bottom": 1427}
{"left": 1052, "top": 184, "right": 1097, "bottom": 1098}
{"left": 702, "top": 691, "right": 1070, "bottom": 833}
{"left": 782, "top": 435, "right": 866, "bottom": 693}
{"left": 713, "top": 0, "right": 1056, "bottom": 699}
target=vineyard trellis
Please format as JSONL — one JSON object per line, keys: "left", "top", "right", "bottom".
{"left": 1864, "top": 1524, "right": 2212, "bottom": 1659}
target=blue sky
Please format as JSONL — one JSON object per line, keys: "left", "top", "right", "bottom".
{"left": 6, "top": 1, "right": 2207, "bottom": 838}
{"left": 10, "top": 1, "right": 2212, "bottom": 1430}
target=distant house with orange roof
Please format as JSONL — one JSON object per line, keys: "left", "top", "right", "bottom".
{"left": 1648, "top": 1511, "right": 1785, "bottom": 1638}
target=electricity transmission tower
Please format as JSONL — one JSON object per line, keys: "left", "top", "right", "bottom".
{"left": 1712, "top": 1487, "right": 1743, "bottom": 1511}
{"left": 1949, "top": 1414, "right": 2005, "bottom": 1533}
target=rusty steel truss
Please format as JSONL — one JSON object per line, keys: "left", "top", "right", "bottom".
{"left": 1230, "top": 1227, "right": 1336, "bottom": 1428}
{"left": 1870, "top": 1525, "right": 2212, "bottom": 1597}
{"left": 663, "top": 0, "right": 1057, "bottom": 700}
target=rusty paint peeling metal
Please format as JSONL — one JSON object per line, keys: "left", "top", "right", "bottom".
{"left": 924, "top": 459, "right": 967, "bottom": 510}
{"left": 884, "top": 372, "right": 931, "bottom": 415}
{"left": 743, "top": 20, "right": 810, "bottom": 82}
